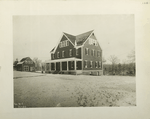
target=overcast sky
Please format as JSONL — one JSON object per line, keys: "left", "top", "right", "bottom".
{"left": 13, "top": 15, "right": 134, "bottom": 63}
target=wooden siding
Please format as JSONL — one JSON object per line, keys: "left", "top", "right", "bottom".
{"left": 51, "top": 35, "right": 81, "bottom": 60}
{"left": 82, "top": 33, "right": 102, "bottom": 70}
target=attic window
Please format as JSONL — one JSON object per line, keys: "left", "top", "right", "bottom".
{"left": 89, "top": 38, "right": 97, "bottom": 46}
{"left": 59, "top": 40, "right": 69, "bottom": 48}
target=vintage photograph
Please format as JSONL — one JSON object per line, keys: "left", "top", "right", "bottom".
{"left": 13, "top": 15, "right": 136, "bottom": 107}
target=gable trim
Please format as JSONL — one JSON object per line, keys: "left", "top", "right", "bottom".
{"left": 51, "top": 33, "right": 64, "bottom": 54}
{"left": 82, "top": 30, "right": 94, "bottom": 46}
{"left": 92, "top": 33, "right": 102, "bottom": 51}
{"left": 63, "top": 33, "right": 75, "bottom": 47}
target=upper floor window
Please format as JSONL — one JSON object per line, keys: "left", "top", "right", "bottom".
{"left": 62, "top": 51, "right": 65, "bottom": 57}
{"left": 84, "top": 60, "right": 87, "bottom": 68}
{"left": 97, "top": 51, "right": 101, "bottom": 57}
{"left": 98, "top": 61, "right": 101, "bottom": 68}
{"left": 85, "top": 48, "right": 89, "bottom": 55}
{"left": 57, "top": 52, "right": 60, "bottom": 58}
{"left": 69, "top": 49, "right": 72, "bottom": 56}
{"left": 76, "top": 49, "right": 78, "bottom": 55}
{"left": 59, "top": 40, "right": 69, "bottom": 48}
{"left": 92, "top": 49, "right": 95, "bottom": 56}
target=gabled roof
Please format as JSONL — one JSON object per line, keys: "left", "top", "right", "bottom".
{"left": 50, "top": 47, "right": 55, "bottom": 52}
{"left": 50, "top": 30, "right": 94, "bottom": 53}
{"left": 63, "top": 32, "right": 76, "bottom": 45}
{"left": 76, "top": 30, "right": 94, "bottom": 46}
{"left": 20, "top": 57, "right": 30, "bottom": 62}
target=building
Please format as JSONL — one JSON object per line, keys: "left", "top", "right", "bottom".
{"left": 16, "top": 57, "right": 35, "bottom": 72}
{"left": 45, "top": 30, "right": 103, "bottom": 75}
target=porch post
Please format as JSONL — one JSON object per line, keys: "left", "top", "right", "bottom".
{"left": 67, "top": 61, "right": 68, "bottom": 71}
{"left": 54, "top": 62, "right": 56, "bottom": 71}
{"left": 60, "top": 62, "right": 62, "bottom": 71}
{"left": 74, "top": 60, "right": 77, "bottom": 75}
{"left": 49, "top": 63, "right": 51, "bottom": 71}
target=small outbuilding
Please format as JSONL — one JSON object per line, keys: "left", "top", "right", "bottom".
{"left": 16, "top": 57, "right": 35, "bottom": 72}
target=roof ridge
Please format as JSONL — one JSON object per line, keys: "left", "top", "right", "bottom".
{"left": 76, "top": 30, "right": 94, "bottom": 36}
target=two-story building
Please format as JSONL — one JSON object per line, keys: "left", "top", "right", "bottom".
{"left": 45, "top": 30, "right": 103, "bottom": 75}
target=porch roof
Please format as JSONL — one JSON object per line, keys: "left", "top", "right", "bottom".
{"left": 45, "top": 57, "right": 82, "bottom": 63}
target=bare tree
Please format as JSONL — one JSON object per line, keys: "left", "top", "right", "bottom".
{"left": 128, "top": 49, "right": 135, "bottom": 63}
{"left": 102, "top": 57, "right": 106, "bottom": 64}
{"left": 108, "top": 55, "right": 119, "bottom": 75}
{"left": 33, "top": 57, "right": 42, "bottom": 71}
{"left": 127, "top": 49, "right": 136, "bottom": 75}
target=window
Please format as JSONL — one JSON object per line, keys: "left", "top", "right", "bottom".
{"left": 95, "top": 61, "right": 98, "bottom": 68}
{"left": 85, "top": 48, "right": 89, "bottom": 55}
{"left": 84, "top": 60, "right": 87, "bottom": 68}
{"left": 24, "top": 66, "right": 29, "bottom": 71}
{"left": 76, "top": 49, "right": 78, "bottom": 55}
{"left": 57, "top": 52, "right": 60, "bottom": 58}
{"left": 99, "top": 61, "right": 101, "bottom": 68}
{"left": 66, "top": 40, "right": 69, "bottom": 46}
{"left": 97, "top": 51, "right": 100, "bottom": 57}
{"left": 90, "top": 61, "right": 92, "bottom": 68}
{"left": 59, "top": 40, "right": 69, "bottom": 48}
{"left": 52, "top": 54, "right": 55, "bottom": 59}
{"left": 69, "top": 49, "right": 72, "bottom": 56}
{"left": 62, "top": 51, "right": 64, "bottom": 57}
{"left": 92, "top": 49, "right": 95, "bottom": 56}
{"left": 89, "top": 38, "right": 98, "bottom": 46}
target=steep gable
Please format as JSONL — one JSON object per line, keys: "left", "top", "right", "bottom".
{"left": 76, "top": 30, "right": 93, "bottom": 46}
{"left": 63, "top": 32, "right": 76, "bottom": 45}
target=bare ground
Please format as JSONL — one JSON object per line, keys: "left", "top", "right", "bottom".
{"left": 13, "top": 71, "right": 136, "bottom": 107}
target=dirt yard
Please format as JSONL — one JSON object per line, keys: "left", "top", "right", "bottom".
{"left": 13, "top": 71, "right": 136, "bottom": 107}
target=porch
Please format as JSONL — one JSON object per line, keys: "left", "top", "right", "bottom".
{"left": 45, "top": 58, "right": 82, "bottom": 74}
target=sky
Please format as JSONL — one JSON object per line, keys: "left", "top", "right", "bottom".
{"left": 13, "top": 15, "right": 134, "bottom": 63}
